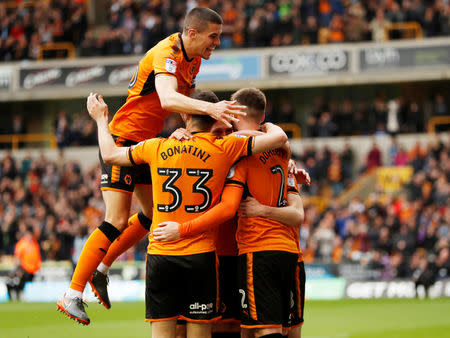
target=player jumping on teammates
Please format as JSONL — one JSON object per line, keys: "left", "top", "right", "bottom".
{"left": 80, "top": 90, "right": 287, "bottom": 337}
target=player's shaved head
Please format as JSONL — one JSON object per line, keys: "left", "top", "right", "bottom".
{"left": 190, "top": 89, "right": 219, "bottom": 130}
{"left": 183, "top": 7, "right": 223, "bottom": 34}
{"left": 231, "top": 88, "right": 266, "bottom": 123}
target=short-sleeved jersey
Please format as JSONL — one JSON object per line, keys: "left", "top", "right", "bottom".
{"left": 128, "top": 132, "right": 253, "bottom": 256}
{"left": 287, "top": 174, "right": 304, "bottom": 262}
{"left": 226, "top": 148, "right": 299, "bottom": 255}
{"left": 109, "top": 33, "right": 201, "bottom": 142}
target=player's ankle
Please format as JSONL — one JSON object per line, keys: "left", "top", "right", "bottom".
{"left": 97, "top": 262, "right": 110, "bottom": 275}
{"left": 65, "top": 288, "right": 83, "bottom": 299}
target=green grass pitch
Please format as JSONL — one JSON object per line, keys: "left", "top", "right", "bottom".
{"left": 1, "top": 298, "right": 450, "bottom": 337}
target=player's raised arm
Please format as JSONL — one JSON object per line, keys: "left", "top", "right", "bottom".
{"left": 155, "top": 74, "right": 246, "bottom": 128}
{"left": 251, "top": 122, "right": 288, "bottom": 155}
{"left": 87, "top": 93, "right": 131, "bottom": 166}
{"left": 153, "top": 184, "right": 243, "bottom": 242}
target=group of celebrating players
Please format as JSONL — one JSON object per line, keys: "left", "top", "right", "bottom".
{"left": 56, "top": 7, "right": 308, "bottom": 338}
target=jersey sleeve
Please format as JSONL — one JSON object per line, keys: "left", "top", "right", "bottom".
{"left": 128, "top": 138, "right": 160, "bottom": 165}
{"left": 225, "top": 159, "right": 247, "bottom": 189}
{"left": 222, "top": 135, "right": 254, "bottom": 163}
{"left": 153, "top": 45, "right": 179, "bottom": 77}
{"left": 287, "top": 173, "right": 300, "bottom": 194}
{"left": 179, "top": 184, "right": 243, "bottom": 237}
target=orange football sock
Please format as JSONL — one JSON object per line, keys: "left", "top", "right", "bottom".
{"left": 70, "top": 222, "right": 121, "bottom": 292}
{"left": 101, "top": 212, "right": 151, "bottom": 267}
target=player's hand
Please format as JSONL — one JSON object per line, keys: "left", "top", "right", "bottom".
{"left": 169, "top": 128, "right": 192, "bottom": 140}
{"left": 152, "top": 221, "right": 181, "bottom": 242}
{"left": 209, "top": 100, "right": 247, "bottom": 128}
{"left": 87, "top": 93, "right": 109, "bottom": 122}
{"left": 295, "top": 168, "right": 311, "bottom": 186}
{"left": 238, "top": 197, "right": 266, "bottom": 218}
{"left": 288, "top": 160, "right": 311, "bottom": 186}
{"left": 288, "top": 159, "right": 297, "bottom": 175}
{"left": 260, "top": 122, "right": 280, "bottom": 133}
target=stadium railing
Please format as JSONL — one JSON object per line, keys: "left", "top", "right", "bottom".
{"left": 0, "top": 133, "right": 57, "bottom": 150}
{"left": 38, "top": 42, "right": 76, "bottom": 60}
{"left": 384, "top": 22, "right": 423, "bottom": 40}
{"left": 427, "top": 115, "right": 450, "bottom": 133}
{"left": 4, "top": 0, "right": 35, "bottom": 9}
{"left": 278, "top": 123, "right": 301, "bottom": 139}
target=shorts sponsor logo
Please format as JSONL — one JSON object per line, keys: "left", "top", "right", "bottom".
{"left": 189, "top": 302, "right": 213, "bottom": 314}
{"left": 124, "top": 174, "right": 132, "bottom": 185}
{"left": 101, "top": 174, "right": 108, "bottom": 184}
{"left": 165, "top": 59, "right": 177, "bottom": 73}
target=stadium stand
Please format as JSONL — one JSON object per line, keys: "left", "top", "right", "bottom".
{"left": 0, "top": 0, "right": 449, "bottom": 61}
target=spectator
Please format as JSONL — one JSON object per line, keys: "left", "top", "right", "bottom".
{"left": 370, "top": 8, "right": 390, "bottom": 42}
{"left": 386, "top": 99, "right": 400, "bottom": 136}
{"left": 433, "top": 93, "right": 448, "bottom": 115}
{"left": 366, "top": 142, "right": 382, "bottom": 171}
{"left": 317, "top": 112, "right": 338, "bottom": 137}
{"left": 327, "top": 13, "right": 345, "bottom": 43}
{"left": 6, "top": 226, "right": 41, "bottom": 301}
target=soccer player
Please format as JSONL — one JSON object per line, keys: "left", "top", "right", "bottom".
{"left": 153, "top": 88, "right": 305, "bottom": 338}
{"left": 238, "top": 178, "right": 306, "bottom": 338}
{"left": 57, "top": 7, "right": 247, "bottom": 324}
{"left": 80, "top": 90, "right": 287, "bottom": 338}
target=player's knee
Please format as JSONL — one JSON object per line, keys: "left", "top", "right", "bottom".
{"left": 104, "top": 215, "right": 129, "bottom": 231}
{"left": 255, "top": 328, "right": 283, "bottom": 338}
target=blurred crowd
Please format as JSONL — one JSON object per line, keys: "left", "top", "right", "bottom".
{"left": 0, "top": 0, "right": 87, "bottom": 61}
{"left": 300, "top": 93, "right": 448, "bottom": 137}
{"left": 299, "top": 137, "right": 449, "bottom": 284}
{"left": 0, "top": 151, "right": 102, "bottom": 263}
{"left": 1, "top": 0, "right": 450, "bottom": 61}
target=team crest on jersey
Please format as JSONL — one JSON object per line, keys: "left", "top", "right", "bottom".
{"left": 227, "top": 166, "right": 235, "bottom": 179}
{"left": 165, "top": 58, "right": 177, "bottom": 73}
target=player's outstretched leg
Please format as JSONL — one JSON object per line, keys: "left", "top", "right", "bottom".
{"left": 89, "top": 212, "right": 151, "bottom": 309}
{"left": 57, "top": 222, "right": 121, "bottom": 324}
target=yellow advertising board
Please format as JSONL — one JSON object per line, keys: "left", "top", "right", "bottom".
{"left": 376, "top": 166, "right": 414, "bottom": 193}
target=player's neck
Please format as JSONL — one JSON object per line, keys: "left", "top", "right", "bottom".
{"left": 237, "top": 120, "right": 260, "bottom": 131}
{"left": 180, "top": 33, "right": 194, "bottom": 60}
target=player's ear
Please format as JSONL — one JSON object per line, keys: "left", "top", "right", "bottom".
{"left": 187, "top": 28, "right": 197, "bottom": 40}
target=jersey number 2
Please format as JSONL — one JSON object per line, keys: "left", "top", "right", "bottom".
{"left": 157, "top": 168, "right": 213, "bottom": 213}
{"left": 270, "top": 165, "right": 287, "bottom": 207}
